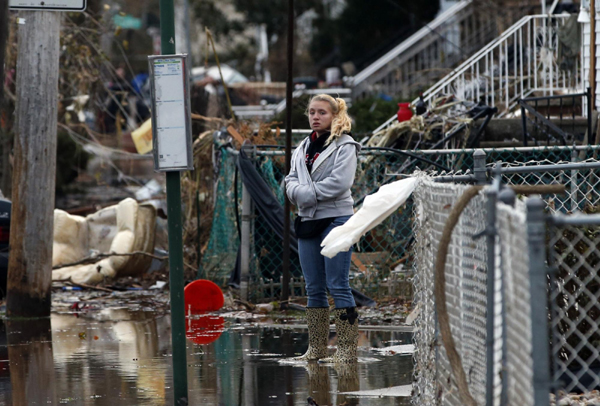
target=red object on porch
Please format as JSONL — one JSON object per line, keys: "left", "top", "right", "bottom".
{"left": 397, "top": 102, "right": 413, "bottom": 122}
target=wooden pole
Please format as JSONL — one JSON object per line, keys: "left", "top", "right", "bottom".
{"left": 0, "top": 0, "right": 9, "bottom": 198}
{"left": 0, "top": 0, "right": 8, "bottom": 108}
{"left": 591, "top": 0, "right": 597, "bottom": 111}
{"left": 6, "top": 11, "right": 61, "bottom": 318}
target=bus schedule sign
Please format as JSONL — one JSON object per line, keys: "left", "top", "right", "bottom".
{"left": 9, "top": 0, "right": 86, "bottom": 11}
{"left": 148, "top": 54, "right": 194, "bottom": 172}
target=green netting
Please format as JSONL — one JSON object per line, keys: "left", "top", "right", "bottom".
{"left": 201, "top": 148, "right": 241, "bottom": 285}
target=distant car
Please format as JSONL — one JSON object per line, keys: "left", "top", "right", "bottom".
{"left": 190, "top": 64, "right": 249, "bottom": 85}
{"left": 0, "top": 198, "right": 10, "bottom": 299}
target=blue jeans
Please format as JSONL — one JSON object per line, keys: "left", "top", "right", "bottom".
{"left": 298, "top": 215, "right": 356, "bottom": 308}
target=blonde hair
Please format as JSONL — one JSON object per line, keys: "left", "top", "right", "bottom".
{"left": 307, "top": 94, "right": 352, "bottom": 145}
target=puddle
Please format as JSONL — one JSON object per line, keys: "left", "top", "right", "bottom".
{"left": 0, "top": 293, "right": 413, "bottom": 405}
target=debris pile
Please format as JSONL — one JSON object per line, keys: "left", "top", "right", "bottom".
{"left": 366, "top": 96, "right": 496, "bottom": 151}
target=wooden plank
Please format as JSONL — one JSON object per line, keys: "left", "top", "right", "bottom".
{"left": 351, "top": 253, "right": 367, "bottom": 273}
{"left": 227, "top": 125, "right": 245, "bottom": 148}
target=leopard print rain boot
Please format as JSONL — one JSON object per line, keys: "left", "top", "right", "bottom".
{"left": 319, "top": 307, "right": 359, "bottom": 364}
{"left": 292, "top": 307, "right": 330, "bottom": 361}
{"left": 305, "top": 362, "right": 331, "bottom": 405}
{"left": 334, "top": 363, "right": 359, "bottom": 405}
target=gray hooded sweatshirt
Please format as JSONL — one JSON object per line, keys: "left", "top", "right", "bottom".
{"left": 285, "top": 133, "right": 361, "bottom": 219}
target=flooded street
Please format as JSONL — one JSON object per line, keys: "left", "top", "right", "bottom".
{"left": 0, "top": 291, "right": 412, "bottom": 405}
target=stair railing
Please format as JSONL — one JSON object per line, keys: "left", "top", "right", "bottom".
{"left": 373, "top": 14, "right": 582, "bottom": 134}
{"left": 348, "top": 0, "right": 488, "bottom": 100}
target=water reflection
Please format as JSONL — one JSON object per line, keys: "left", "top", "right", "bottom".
{"left": 51, "top": 309, "right": 171, "bottom": 405}
{"left": 186, "top": 315, "right": 224, "bottom": 345}
{"left": 6, "top": 318, "right": 56, "bottom": 405}
{"left": 0, "top": 321, "right": 9, "bottom": 406}
{"left": 306, "top": 363, "right": 331, "bottom": 405}
{"left": 0, "top": 307, "right": 412, "bottom": 405}
{"left": 188, "top": 325, "right": 412, "bottom": 405}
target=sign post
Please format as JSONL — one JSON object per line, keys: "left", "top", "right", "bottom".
{"left": 9, "top": 0, "right": 85, "bottom": 11}
{"left": 148, "top": 55, "right": 193, "bottom": 172}
{"left": 152, "top": 0, "right": 190, "bottom": 404}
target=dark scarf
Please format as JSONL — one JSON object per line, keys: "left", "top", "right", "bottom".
{"left": 305, "top": 131, "right": 330, "bottom": 172}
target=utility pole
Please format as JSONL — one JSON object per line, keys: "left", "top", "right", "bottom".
{"left": 0, "top": 0, "right": 9, "bottom": 198}
{"left": 6, "top": 11, "right": 61, "bottom": 318}
{"left": 0, "top": 0, "right": 8, "bottom": 107}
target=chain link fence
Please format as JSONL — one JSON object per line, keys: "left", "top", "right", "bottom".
{"left": 412, "top": 179, "right": 489, "bottom": 405}
{"left": 412, "top": 177, "right": 540, "bottom": 406}
{"left": 549, "top": 213, "right": 600, "bottom": 404}
{"left": 202, "top": 143, "right": 600, "bottom": 303}
{"left": 201, "top": 140, "right": 600, "bottom": 403}
{"left": 410, "top": 150, "right": 600, "bottom": 405}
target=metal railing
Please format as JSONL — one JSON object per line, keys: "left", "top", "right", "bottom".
{"left": 374, "top": 14, "right": 582, "bottom": 134}
{"left": 347, "top": 0, "right": 489, "bottom": 100}
{"left": 520, "top": 89, "right": 593, "bottom": 146}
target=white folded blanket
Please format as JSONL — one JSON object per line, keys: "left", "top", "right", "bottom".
{"left": 320, "top": 177, "right": 418, "bottom": 258}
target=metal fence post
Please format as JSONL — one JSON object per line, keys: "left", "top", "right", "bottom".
{"left": 497, "top": 185, "right": 515, "bottom": 406}
{"left": 570, "top": 147, "right": 578, "bottom": 212}
{"left": 240, "top": 150, "right": 252, "bottom": 301}
{"left": 526, "top": 196, "right": 551, "bottom": 406}
{"left": 498, "top": 188, "right": 516, "bottom": 207}
{"left": 485, "top": 178, "right": 498, "bottom": 406}
{"left": 522, "top": 104, "right": 529, "bottom": 147}
{"left": 473, "top": 149, "right": 488, "bottom": 185}
{"left": 587, "top": 87, "right": 593, "bottom": 145}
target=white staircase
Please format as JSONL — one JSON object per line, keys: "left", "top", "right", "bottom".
{"left": 373, "top": 14, "right": 583, "bottom": 134}
{"left": 347, "top": 0, "right": 499, "bottom": 100}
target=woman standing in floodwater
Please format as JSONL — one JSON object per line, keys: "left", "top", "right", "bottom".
{"left": 285, "top": 94, "right": 360, "bottom": 363}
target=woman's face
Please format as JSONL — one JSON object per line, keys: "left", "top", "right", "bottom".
{"left": 308, "top": 100, "right": 334, "bottom": 135}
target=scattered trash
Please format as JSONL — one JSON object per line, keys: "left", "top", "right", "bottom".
{"left": 367, "top": 97, "right": 497, "bottom": 151}
{"left": 372, "top": 344, "right": 415, "bottom": 356}
{"left": 134, "top": 179, "right": 163, "bottom": 201}
{"left": 255, "top": 303, "right": 274, "bottom": 314}
{"left": 149, "top": 281, "right": 167, "bottom": 290}
{"left": 405, "top": 304, "right": 420, "bottom": 326}
{"left": 339, "top": 384, "right": 413, "bottom": 397}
